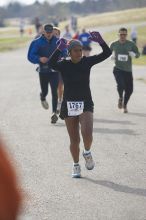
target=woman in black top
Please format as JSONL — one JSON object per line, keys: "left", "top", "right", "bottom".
{"left": 49, "top": 31, "right": 111, "bottom": 178}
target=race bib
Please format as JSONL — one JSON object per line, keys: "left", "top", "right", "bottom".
{"left": 118, "top": 54, "right": 128, "bottom": 62}
{"left": 67, "top": 101, "right": 84, "bottom": 116}
{"left": 82, "top": 37, "right": 88, "bottom": 42}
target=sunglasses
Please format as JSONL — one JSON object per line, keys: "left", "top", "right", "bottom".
{"left": 119, "top": 34, "right": 127, "bottom": 36}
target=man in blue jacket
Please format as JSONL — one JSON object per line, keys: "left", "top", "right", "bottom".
{"left": 28, "top": 23, "right": 66, "bottom": 123}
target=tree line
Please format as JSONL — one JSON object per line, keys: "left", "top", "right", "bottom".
{"left": 0, "top": 0, "right": 146, "bottom": 26}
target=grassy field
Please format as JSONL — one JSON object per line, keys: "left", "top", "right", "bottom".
{"left": 60, "top": 7, "right": 146, "bottom": 30}
{"left": 79, "top": 7, "right": 146, "bottom": 28}
{"left": 132, "top": 55, "right": 146, "bottom": 65}
{"left": 0, "top": 36, "right": 32, "bottom": 51}
{"left": 137, "top": 78, "right": 146, "bottom": 84}
{"left": 0, "top": 27, "right": 22, "bottom": 36}
{"left": 0, "top": 24, "right": 34, "bottom": 51}
{"left": 0, "top": 25, "right": 35, "bottom": 51}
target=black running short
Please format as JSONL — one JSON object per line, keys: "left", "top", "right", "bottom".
{"left": 59, "top": 100, "right": 94, "bottom": 120}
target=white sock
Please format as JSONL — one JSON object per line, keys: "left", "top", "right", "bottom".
{"left": 73, "top": 162, "right": 79, "bottom": 166}
{"left": 84, "top": 149, "right": 91, "bottom": 154}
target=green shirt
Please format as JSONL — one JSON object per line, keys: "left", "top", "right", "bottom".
{"left": 110, "top": 40, "right": 140, "bottom": 72}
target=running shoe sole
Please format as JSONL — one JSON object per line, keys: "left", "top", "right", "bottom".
{"left": 72, "top": 174, "right": 81, "bottom": 178}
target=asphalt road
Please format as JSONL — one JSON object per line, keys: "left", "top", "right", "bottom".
{"left": 0, "top": 44, "right": 146, "bottom": 220}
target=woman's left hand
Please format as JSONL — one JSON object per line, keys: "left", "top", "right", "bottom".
{"left": 89, "top": 31, "right": 104, "bottom": 44}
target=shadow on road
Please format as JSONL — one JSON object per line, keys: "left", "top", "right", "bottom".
{"left": 82, "top": 177, "right": 146, "bottom": 197}
{"left": 128, "top": 112, "right": 146, "bottom": 118}
{"left": 93, "top": 127, "right": 137, "bottom": 136}
{"left": 94, "top": 118, "right": 136, "bottom": 125}
{"left": 52, "top": 122, "right": 65, "bottom": 127}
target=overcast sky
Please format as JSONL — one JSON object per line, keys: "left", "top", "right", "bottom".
{"left": 0, "top": 0, "right": 83, "bottom": 6}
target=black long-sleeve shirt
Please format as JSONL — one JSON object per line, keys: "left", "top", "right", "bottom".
{"left": 49, "top": 42, "right": 112, "bottom": 101}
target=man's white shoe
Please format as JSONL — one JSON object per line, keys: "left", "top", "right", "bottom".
{"left": 72, "top": 164, "right": 81, "bottom": 178}
{"left": 41, "top": 100, "right": 49, "bottom": 110}
{"left": 83, "top": 151, "right": 95, "bottom": 170}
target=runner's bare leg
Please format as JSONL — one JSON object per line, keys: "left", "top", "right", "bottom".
{"left": 65, "top": 117, "right": 80, "bottom": 163}
{"left": 79, "top": 112, "right": 93, "bottom": 150}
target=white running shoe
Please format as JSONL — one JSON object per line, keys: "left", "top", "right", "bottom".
{"left": 72, "top": 164, "right": 81, "bottom": 178}
{"left": 41, "top": 100, "right": 49, "bottom": 110}
{"left": 83, "top": 151, "right": 95, "bottom": 170}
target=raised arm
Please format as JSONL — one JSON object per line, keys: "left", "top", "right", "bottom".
{"left": 86, "top": 31, "right": 112, "bottom": 66}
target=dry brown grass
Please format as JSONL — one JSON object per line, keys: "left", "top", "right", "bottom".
{"left": 60, "top": 7, "right": 146, "bottom": 30}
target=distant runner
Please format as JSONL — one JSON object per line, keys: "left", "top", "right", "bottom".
{"left": 53, "top": 27, "right": 65, "bottom": 114}
{"left": 79, "top": 28, "right": 92, "bottom": 57}
{"left": 63, "top": 25, "right": 72, "bottom": 40}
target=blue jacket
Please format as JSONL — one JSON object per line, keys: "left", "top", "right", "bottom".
{"left": 27, "top": 35, "right": 67, "bottom": 72}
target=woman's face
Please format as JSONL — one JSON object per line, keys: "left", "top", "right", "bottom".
{"left": 70, "top": 46, "right": 83, "bottom": 63}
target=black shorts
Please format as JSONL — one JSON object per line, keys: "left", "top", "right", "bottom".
{"left": 59, "top": 100, "right": 94, "bottom": 120}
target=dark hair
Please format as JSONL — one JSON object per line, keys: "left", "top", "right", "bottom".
{"left": 119, "top": 27, "right": 128, "bottom": 33}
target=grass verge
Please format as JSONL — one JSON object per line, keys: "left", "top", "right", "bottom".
{"left": 60, "top": 7, "right": 146, "bottom": 30}
{"left": 137, "top": 78, "right": 146, "bottom": 83}
{"left": 0, "top": 36, "right": 32, "bottom": 52}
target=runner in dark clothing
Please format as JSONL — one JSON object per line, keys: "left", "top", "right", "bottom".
{"left": 79, "top": 28, "right": 92, "bottom": 57}
{"left": 49, "top": 32, "right": 111, "bottom": 178}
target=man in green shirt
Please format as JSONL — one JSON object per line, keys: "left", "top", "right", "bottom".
{"left": 110, "top": 27, "right": 140, "bottom": 113}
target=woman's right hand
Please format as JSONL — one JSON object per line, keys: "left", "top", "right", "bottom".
{"left": 89, "top": 31, "right": 105, "bottom": 44}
